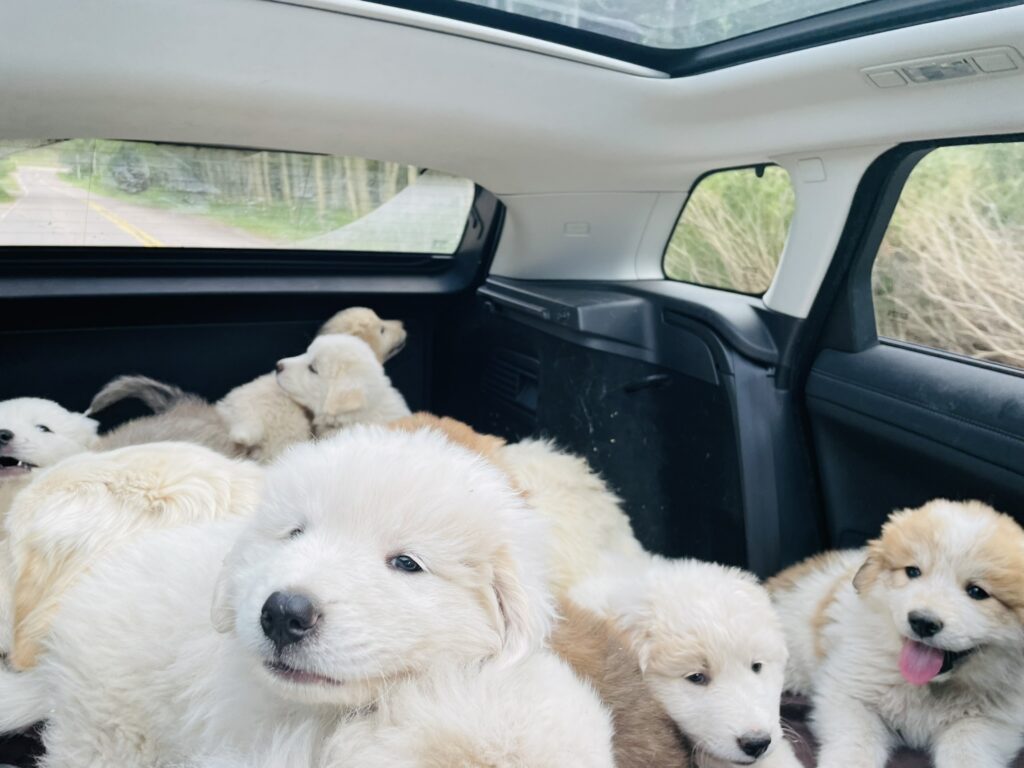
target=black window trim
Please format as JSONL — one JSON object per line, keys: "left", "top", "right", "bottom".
{"left": 798, "top": 131, "right": 1024, "bottom": 384}
{"left": 360, "top": 0, "right": 1022, "bottom": 78}
{"left": 662, "top": 162, "right": 792, "bottom": 299}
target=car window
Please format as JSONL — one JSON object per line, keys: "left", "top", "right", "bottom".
{"left": 872, "top": 142, "right": 1024, "bottom": 370}
{"left": 0, "top": 140, "right": 474, "bottom": 253}
{"left": 663, "top": 165, "right": 795, "bottom": 295}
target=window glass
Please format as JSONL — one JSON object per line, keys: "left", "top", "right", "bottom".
{"left": 872, "top": 143, "right": 1024, "bottom": 370}
{"left": 664, "top": 165, "right": 794, "bottom": 295}
{"left": 0, "top": 140, "right": 474, "bottom": 253}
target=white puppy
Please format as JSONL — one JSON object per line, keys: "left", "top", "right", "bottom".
{"left": 216, "top": 307, "right": 407, "bottom": 461}
{"left": 275, "top": 335, "right": 410, "bottom": 434}
{"left": 574, "top": 555, "right": 800, "bottom": 768}
{"left": 10, "top": 427, "right": 587, "bottom": 767}
{"left": 769, "top": 499, "right": 1024, "bottom": 768}
{"left": 1, "top": 442, "right": 262, "bottom": 670}
{"left": 0, "top": 398, "right": 98, "bottom": 520}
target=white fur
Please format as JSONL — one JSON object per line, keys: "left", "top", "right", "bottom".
{"left": 23, "top": 427, "right": 556, "bottom": 766}
{"left": 573, "top": 555, "right": 801, "bottom": 768}
{"left": 770, "top": 500, "right": 1024, "bottom": 768}
{"left": 216, "top": 373, "right": 311, "bottom": 462}
{"left": 500, "top": 438, "right": 644, "bottom": 597}
{"left": 0, "top": 397, "right": 98, "bottom": 520}
{"left": 276, "top": 335, "right": 410, "bottom": 434}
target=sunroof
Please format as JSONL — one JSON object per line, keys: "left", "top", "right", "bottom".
{"left": 362, "top": 0, "right": 1020, "bottom": 77}
{"left": 456, "top": 0, "right": 870, "bottom": 49}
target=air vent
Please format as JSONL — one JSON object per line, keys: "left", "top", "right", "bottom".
{"left": 483, "top": 349, "right": 539, "bottom": 415}
{"left": 863, "top": 46, "right": 1022, "bottom": 88}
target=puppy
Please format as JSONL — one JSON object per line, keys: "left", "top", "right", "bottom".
{"left": 319, "top": 306, "right": 407, "bottom": 362}
{"left": 552, "top": 600, "right": 691, "bottom": 767}
{"left": 275, "top": 335, "right": 410, "bottom": 434}
{"left": 769, "top": 499, "right": 1024, "bottom": 768}
{"left": 2, "top": 442, "right": 262, "bottom": 670}
{"left": 13, "top": 427, "right": 575, "bottom": 767}
{"left": 0, "top": 398, "right": 98, "bottom": 520}
{"left": 386, "top": 414, "right": 644, "bottom": 597}
{"left": 574, "top": 555, "right": 800, "bottom": 768}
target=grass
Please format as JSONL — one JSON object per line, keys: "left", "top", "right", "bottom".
{"left": 58, "top": 171, "right": 357, "bottom": 242}
{"left": 0, "top": 158, "right": 18, "bottom": 203}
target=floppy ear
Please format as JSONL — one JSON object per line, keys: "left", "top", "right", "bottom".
{"left": 10, "top": 546, "right": 66, "bottom": 670}
{"left": 210, "top": 563, "right": 236, "bottom": 634}
{"left": 488, "top": 546, "right": 552, "bottom": 665}
{"left": 853, "top": 551, "right": 884, "bottom": 594}
{"left": 603, "top": 584, "right": 654, "bottom": 673}
{"left": 323, "top": 382, "right": 367, "bottom": 418}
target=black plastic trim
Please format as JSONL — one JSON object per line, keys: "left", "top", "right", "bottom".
{"left": 357, "top": 0, "right": 1021, "bottom": 77}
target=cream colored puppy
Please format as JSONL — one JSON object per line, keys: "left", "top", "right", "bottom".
{"left": 9, "top": 427, "right": 566, "bottom": 766}
{"left": 769, "top": 500, "right": 1024, "bottom": 768}
{"left": 574, "top": 555, "right": 800, "bottom": 768}
{"left": 216, "top": 307, "right": 406, "bottom": 460}
{"left": 275, "top": 335, "right": 410, "bottom": 434}
{"left": 1, "top": 442, "right": 262, "bottom": 670}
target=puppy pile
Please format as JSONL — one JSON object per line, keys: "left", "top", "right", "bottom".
{"left": 0, "top": 308, "right": 1020, "bottom": 768}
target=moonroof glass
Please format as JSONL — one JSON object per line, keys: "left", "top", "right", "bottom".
{"left": 456, "top": 0, "right": 873, "bottom": 48}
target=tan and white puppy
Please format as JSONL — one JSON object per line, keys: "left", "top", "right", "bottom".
{"left": 768, "top": 499, "right": 1024, "bottom": 768}
{"left": 217, "top": 307, "right": 406, "bottom": 461}
{"left": 1, "top": 442, "right": 262, "bottom": 670}
{"left": 574, "top": 555, "right": 800, "bottom": 768}
{"left": 10, "top": 427, "right": 565, "bottom": 767}
{"left": 275, "top": 335, "right": 410, "bottom": 435}
{"left": 0, "top": 398, "right": 98, "bottom": 520}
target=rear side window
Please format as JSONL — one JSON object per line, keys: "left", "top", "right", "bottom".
{"left": 872, "top": 142, "right": 1024, "bottom": 370}
{"left": 0, "top": 140, "right": 474, "bottom": 253}
{"left": 663, "top": 165, "right": 795, "bottom": 295}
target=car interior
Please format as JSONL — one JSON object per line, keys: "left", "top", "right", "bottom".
{"left": 1, "top": 0, "right": 1023, "bottom": 765}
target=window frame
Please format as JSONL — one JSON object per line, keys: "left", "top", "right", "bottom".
{"left": 662, "top": 162, "right": 794, "bottom": 298}
{"left": 358, "top": 0, "right": 1019, "bottom": 77}
{"left": 812, "top": 132, "right": 1024, "bottom": 382}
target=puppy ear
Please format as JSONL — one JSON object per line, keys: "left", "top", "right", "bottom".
{"left": 603, "top": 583, "right": 654, "bottom": 673}
{"left": 75, "top": 414, "right": 101, "bottom": 448}
{"left": 489, "top": 546, "right": 552, "bottom": 665}
{"left": 853, "top": 553, "right": 883, "bottom": 594}
{"left": 324, "top": 382, "right": 366, "bottom": 417}
{"left": 10, "top": 546, "right": 62, "bottom": 670}
{"left": 210, "top": 563, "right": 236, "bottom": 634}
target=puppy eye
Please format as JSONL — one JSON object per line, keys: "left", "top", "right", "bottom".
{"left": 288, "top": 526, "right": 304, "bottom": 539}
{"left": 36, "top": 424, "right": 52, "bottom": 433}
{"left": 685, "top": 672, "right": 709, "bottom": 686}
{"left": 379, "top": 327, "right": 386, "bottom": 335}
{"left": 389, "top": 555, "right": 422, "bottom": 573}
{"left": 751, "top": 662, "right": 762, "bottom": 673}
{"left": 966, "top": 584, "right": 990, "bottom": 601}
{"left": 307, "top": 364, "right": 318, "bottom": 375}
{"left": 905, "top": 566, "right": 922, "bottom": 579}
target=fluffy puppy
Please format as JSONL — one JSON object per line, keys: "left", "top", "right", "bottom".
{"left": 0, "top": 398, "right": 98, "bottom": 521}
{"left": 552, "top": 600, "right": 691, "bottom": 767}
{"left": 275, "top": 335, "right": 410, "bottom": 434}
{"left": 14, "top": 427, "right": 560, "bottom": 767}
{"left": 1, "top": 442, "right": 262, "bottom": 670}
{"left": 574, "top": 555, "right": 800, "bottom": 768}
{"left": 217, "top": 307, "right": 406, "bottom": 460}
{"left": 386, "top": 413, "right": 644, "bottom": 597}
{"left": 768, "top": 499, "right": 1024, "bottom": 768}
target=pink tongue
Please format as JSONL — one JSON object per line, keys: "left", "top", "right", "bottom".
{"left": 899, "top": 639, "right": 945, "bottom": 685}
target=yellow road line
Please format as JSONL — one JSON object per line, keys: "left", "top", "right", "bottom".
{"left": 87, "top": 201, "right": 164, "bottom": 247}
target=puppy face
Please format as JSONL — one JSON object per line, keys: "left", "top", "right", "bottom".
{"left": 276, "top": 336, "right": 383, "bottom": 422}
{"left": 609, "top": 560, "right": 788, "bottom": 766}
{"left": 318, "top": 307, "right": 407, "bottom": 363}
{"left": 212, "top": 427, "right": 551, "bottom": 710}
{"left": 853, "top": 499, "right": 1024, "bottom": 685}
{"left": 0, "top": 398, "right": 97, "bottom": 482}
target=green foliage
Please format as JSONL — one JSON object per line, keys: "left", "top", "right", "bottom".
{"left": 0, "top": 157, "right": 16, "bottom": 203}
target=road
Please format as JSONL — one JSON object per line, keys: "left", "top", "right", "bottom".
{"left": 0, "top": 166, "right": 271, "bottom": 248}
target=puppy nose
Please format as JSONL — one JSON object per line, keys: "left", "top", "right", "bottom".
{"left": 275, "top": 361, "right": 284, "bottom": 374}
{"left": 738, "top": 733, "right": 771, "bottom": 759}
{"left": 908, "top": 611, "right": 943, "bottom": 639}
{"left": 0, "top": 429, "right": 12, "bottom": 444}
{"left": 260, "top": 591, "right": 319, "bottom": 651}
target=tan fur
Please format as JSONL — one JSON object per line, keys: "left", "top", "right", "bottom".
{"left": 765, "top": 550, "right": 850, "bottom": 593}
{"left": 319, "top": 307, "right": 407, "bottom": 363}
{"left": 552, "top": 602, "right": 690, "bottom": 768}
{"left": 387, "top": 413, "right": 507, "bottom": 465}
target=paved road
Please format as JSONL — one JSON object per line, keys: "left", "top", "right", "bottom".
{"left": 0, "top": 166, "right": 270, "bottom": 248}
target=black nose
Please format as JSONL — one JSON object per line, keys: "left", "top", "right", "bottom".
{"left": 260, "top": 591, "right": 319, "bottom": 651}
{"left": 0, "top": 429, "right": 12, "bottom": 444}
{"left": 275, "top": 362, "right": 284, "bottom": 374}
{"left": 909, "top": 611, "right": 943, "bottom": 639}
{"left": 738, "top": 734, "right": 771, "bottom": 759}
